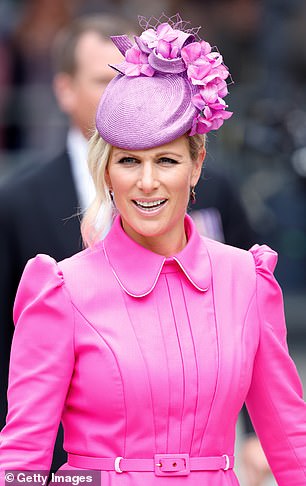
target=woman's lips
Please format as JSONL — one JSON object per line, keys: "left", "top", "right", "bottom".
{"left": 132, "top": 198, "right": 168, "bottom": 212}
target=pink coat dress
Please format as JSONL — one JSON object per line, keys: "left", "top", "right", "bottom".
{"left": 1, "top": 215, "right": 306, "bottom": 485}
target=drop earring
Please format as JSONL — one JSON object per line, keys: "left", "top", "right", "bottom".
{"left": 190, "top": 186, "right": 196, "bottom": 204}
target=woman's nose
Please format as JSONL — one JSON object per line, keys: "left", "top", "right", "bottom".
{"left": 136, "top": 162, "right": 160, "bottom": 192}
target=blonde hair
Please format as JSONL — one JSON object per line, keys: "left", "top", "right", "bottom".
{"left": 81, "top": 131, "right": 113, "bottom": 247}
{"left": 81, "top": 130, "right": 206, "bottom": 248}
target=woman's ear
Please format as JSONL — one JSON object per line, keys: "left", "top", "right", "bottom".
{"left": 105, "top": 169, "right": 112, "bottom": 191}
{"left": 191, "top": 146, "right": 206, "bottom": 187}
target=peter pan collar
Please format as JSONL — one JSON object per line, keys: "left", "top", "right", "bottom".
{"left": 103, "top": 214, "right": 211, "bottom": 298}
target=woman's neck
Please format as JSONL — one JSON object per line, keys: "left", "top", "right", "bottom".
{"left": 121, "top": 218, "right": 188, "bottom": 257}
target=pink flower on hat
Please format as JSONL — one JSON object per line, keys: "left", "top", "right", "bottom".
{"left": 181, "top": 41, "right": 230, "bottom": 86}
{"left": 180, "top": 39, "right": 232, "bottom": 132}
{"left": 181, "top": 40, "right": 211, "bottom": 64}
{"left": 193, "top": 82, "right": 229, "bottom": 108}
{"left": 141, "top": 23, "right": 180, "bottom": 60}
{"left": 190, "top": 94, "right": 233, "bottom": 135}
{"left": 123, "top": 46, "right": 155, "bottom": 77}
{"left": 190, "top": 109, "right": 233, "bottom": 135}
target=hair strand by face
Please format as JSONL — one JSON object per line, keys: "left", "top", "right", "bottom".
{"left": 81, "top": 130, "right": 113, "bottom": 247}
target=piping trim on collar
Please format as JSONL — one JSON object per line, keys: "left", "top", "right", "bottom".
{"left": 103, "top": 215, "right": 211, "bottom": 297}
{"left": 172, "top": 257, "right": 209, "bottom": 292}
{"left": 103, "top": 240, "right": 167, "bottom": 298}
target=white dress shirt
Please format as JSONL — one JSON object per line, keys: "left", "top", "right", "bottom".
{"left": 67, "top": 127, "right": 96, "bottom": 212}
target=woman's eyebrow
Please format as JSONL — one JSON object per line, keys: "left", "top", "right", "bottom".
{"left": 112, "top": 151, "right": 138, "bottom": 157}
{"left": 112, "top": 150, "right": 184, "bottom": 159}
{"left": 154, "top": 152, "right": 183, "bottom": 159}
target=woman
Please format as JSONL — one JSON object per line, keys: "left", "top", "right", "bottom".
{"left": 1, "top": 15, "right": 306, "bottom": 485}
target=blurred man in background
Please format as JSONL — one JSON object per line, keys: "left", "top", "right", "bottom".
{"left": 0, "top": 13, "right": 135, "bottom": 470}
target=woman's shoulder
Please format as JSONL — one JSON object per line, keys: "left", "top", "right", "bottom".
{"left": 58, "top": 239, "right": 107, "bottom": 271}
{"left": 248, "top": 243, "right": 278, "bottom": 275}
{"left": 20, "top": 240, "right": 107, "bottom": 279}
{"left": 15, "top": 242, "right": 112, "bottom": 320}
{"left": 202, "top": 237, "right": 278, "bottom": 283}
{"left": 19, "top": 241, "right": 109, "bottom": 296}
{"left": 14, "top": 254, "right": 68, "bottom": 327}
{"left": 15, "top": 253, "right": 64, "bottom": 297}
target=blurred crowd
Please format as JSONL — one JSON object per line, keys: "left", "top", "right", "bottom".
{"left": 0, "top": 2, "right": 305, "bottom": 485}
{"left": 0, "top": 0, "right": 305, "bottom": 332}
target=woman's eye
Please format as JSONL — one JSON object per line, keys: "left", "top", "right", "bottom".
{"left": 158, "top": 157, "right": 178, "bottom": 165}
{"left": 118, "top": 157, "right": 138, "bottom": 165}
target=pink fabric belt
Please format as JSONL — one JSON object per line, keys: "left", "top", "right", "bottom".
{"left": 68, "top": 453, "right": 234, "bottom": 476}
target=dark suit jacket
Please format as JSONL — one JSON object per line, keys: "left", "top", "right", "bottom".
{"left": 192, "top": 168, "right": 255, "bottom": 249}
{"left": 0, "top": 154, "right": 255, "bottom": 468}
{"left": 0, "top": 151, "right": 81, "bottom": 470}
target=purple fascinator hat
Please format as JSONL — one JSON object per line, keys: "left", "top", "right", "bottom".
{"left": 96, "top": 14, "right": 233, "bottom": 150}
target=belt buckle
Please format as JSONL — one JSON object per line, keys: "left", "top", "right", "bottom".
{"left": 154, "top": 453, "right": 190, "bottom": 476}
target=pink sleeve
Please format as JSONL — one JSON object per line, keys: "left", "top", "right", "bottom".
{"left": 246, "top": 244, "right": 306, "bottom": 485}
{"left": 0, "top": 255, "right": 75, "bottom": 473}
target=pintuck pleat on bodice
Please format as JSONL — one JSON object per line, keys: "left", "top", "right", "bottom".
{"left": 117, "top": 259, "right": 218, "bottom": 457}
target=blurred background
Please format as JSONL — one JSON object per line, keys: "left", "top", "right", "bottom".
{"left": 0, "top": 1, "right": 305, "bottom": 484}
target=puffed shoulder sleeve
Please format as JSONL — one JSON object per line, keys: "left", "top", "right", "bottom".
{"left": 246, "top": 244, "right": 306, "bottom": 485}
{"left": 0, "top": 255, "right": 75, "bottom": 472}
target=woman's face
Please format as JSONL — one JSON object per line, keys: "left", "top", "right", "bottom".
{"left": 106, "top": 136, "right": 204, "bottom": 254}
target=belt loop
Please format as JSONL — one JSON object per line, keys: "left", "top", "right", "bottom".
{"left": 222, "top": 454, "right": 230, "bottom": 471}
{"left": 114, "top": 456, "right": 123, "bottom": 473}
